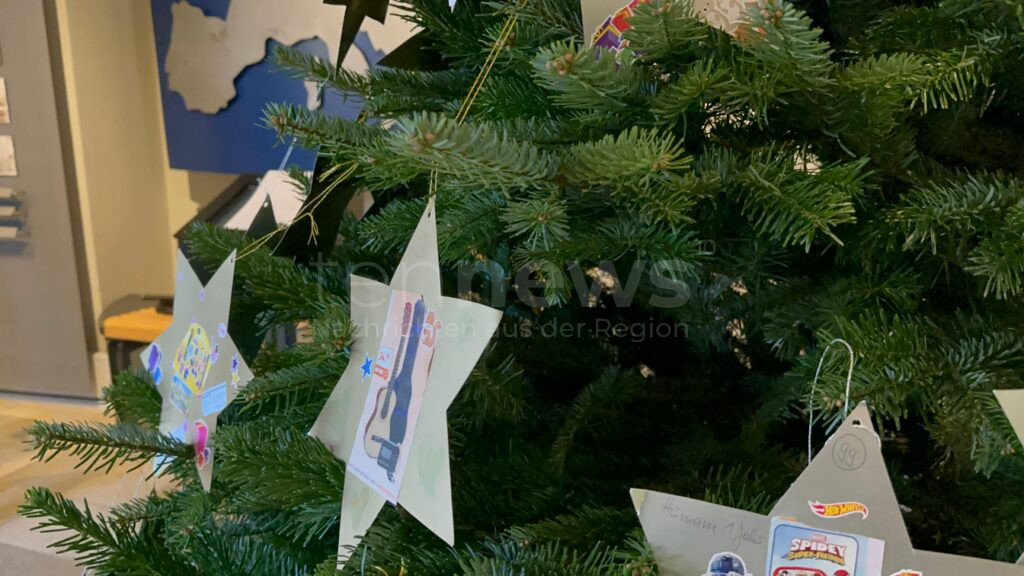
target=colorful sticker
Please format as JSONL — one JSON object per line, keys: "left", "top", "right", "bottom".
{"left": 889, "top": 572, "right": 923, "bottom": 576}
{"left": 193, "top": 420, "right": 211, "bottom": 469}
{"left": 360, "top": 354, "right": 374, "bottom": 381}
{"left": 703, "top": 552, "right": 752, "bottom": 576}
{"left": 201, "top": 382, "right": 228, "bottom": 416}
{"left": 218, "top": 322, "right": 227, "bottom": 339}
{"left": 153, "top": 365, "right": 164, "bottom": 385}
{"left": 767, "top": 518, "right": 884, "bottom": 576}
{"left": 592, "top": 0, "right": 651, "bottom": 52}
{"left": 171, "top": 322, "right": 212, "bottom": 413}
{"left": 145, "top": 344, "right": 163, "bottom": 374}
{"left": 809, "top": 501, "right": 870, "bottom": 520}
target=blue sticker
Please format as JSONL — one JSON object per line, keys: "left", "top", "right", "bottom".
{"left": 201, "top": 382, "right": 229, "bottom": 416}
{"left": 153, "top": 366, "right": 163, "bottom": 386}
{"left": 360, "top": 354, "right": 373, "bottom": 381}
{"left": 218, "top": 323, "right": 227, "bottom": 339}
{"left": 146, "top": 344, "right": 162, "bottom": 373}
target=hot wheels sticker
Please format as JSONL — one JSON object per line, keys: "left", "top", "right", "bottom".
{"left": 809, "top": 501, "right": 870, "bottom": 520}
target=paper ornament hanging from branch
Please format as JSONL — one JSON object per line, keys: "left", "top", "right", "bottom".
{"left": 631, "top": 402, "right": 1024, "bottom": 576}
{"left": 309, "top": 197, "right": 502, "bottom": 567}
{"left": 141, "top": 250, "right": 254, "bottom": 491}
{"left": 582, "top": 0, "right": 756, "bottom": 51}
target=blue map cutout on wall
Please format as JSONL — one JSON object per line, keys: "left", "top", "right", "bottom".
{"left": 150, "top": 0, "right": 385, "bottom": 174}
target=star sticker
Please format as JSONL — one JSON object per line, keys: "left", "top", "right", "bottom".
{"left": 631, "top": 403, "right": 1024, "bottom": 576}
{"left": 141, "top": 250, "right": 253, "bottom": 492}
{"left": 359, "top": 354, "right": 374, "bottom": 381}
{"left": 309, "top": 198, "right": 502, "bottom": 567}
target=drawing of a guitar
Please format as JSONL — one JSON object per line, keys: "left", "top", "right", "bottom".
{"left": 363, "top": 300, "right": 421, "bottom": 460}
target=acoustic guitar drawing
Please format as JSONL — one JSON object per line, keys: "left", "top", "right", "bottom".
{"left": 363, "top": 299, "right": 421, "bottom": 461}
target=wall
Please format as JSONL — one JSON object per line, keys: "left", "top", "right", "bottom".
{"left": 55, "top": 0, "right": 232, "bottom": 391}
{"left": 0, "top": 0, "right": 92, "bottom": 396}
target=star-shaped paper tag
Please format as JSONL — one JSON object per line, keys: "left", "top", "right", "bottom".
{"left": 309, "top": 197, "right": 502, "bottom": 566}
{"left": 631, "top": 402, "right": 1024, "bottom": 575}
{"left": 995, "top": 389, "right": 1024, "bottom": 449}
{"left": 141, "top": 250, "right": 253, "bottom": 492}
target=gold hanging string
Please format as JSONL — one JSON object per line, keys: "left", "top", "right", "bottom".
{"left": 433, "top": 0, "right": 526, "bottom": 198}
{"left": 241, "top": 1, "right": 526, "bottom": 256}
{"left": 236, "top": 161, "right": 358, "bottom": 261}
{"left": 455, "top": 7, "right": 522, "bottom": 125}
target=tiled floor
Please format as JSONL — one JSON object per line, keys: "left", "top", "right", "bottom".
{"left": 0, "top": 393, "right": 163, "bottom": 574}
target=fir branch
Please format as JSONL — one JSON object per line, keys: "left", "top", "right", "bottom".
{"left": 701, "top": 466, "right": 777, "bottom": 514}
{"left": 624, "top": 0, "right": 714, "bottom": 64}
{"left": 506, "top": 506, "right": 638, "bottom": 548}
{"left": 263, "top": 102, "right": 382, "bottom": 153}
{"left": 458, "top": 538, "right": 636, "bottom": 576}
{"left": 384, "top": 112, "right": 559, "bottom": 190}
{"left": 533, "top": 41, "right": 652, "bottom": 119}
{"left": 240, "top": 358, "right": 345, "bottom": 416}
{"left": 549, "top": 367, "right": 643, "bottom": 476}
{"left": 561, "top": 126, "right": 696, "bottom": 225}
{"left": 216, "top": 424, "right": 345, "bottom": 545}
{"left": 740, "top": 152, "right": 866, "bottom": 250}
{"left": 102, "top": 370, "right": 162, "bottom": 428}
{"left": 19, "top": 487, "right": 185, "bottom": 575}
{"left": 27, "top": 421, "right": 193, "bottom": 475}
{"left": 450, "top": 350, "right": 529, "bottom": 430}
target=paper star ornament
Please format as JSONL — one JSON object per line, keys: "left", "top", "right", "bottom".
{"left": 141, "top": 250, "right": 253, "bottom": 492}
{"left": 632, "top": 402, "right": 1024, "bottom": 576}
{"left": 995, "top": 389, "right": 1024, "bottom": 449}
{"left": 309, "top": 198, "right": 502, "bottom": 566}
{"left": 582, "top": 0, "right": 755, "bottom": 51}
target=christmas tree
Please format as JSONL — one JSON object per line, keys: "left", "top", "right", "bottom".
{"left": 21, "top": 0, "right": 1024, "bottom": 573}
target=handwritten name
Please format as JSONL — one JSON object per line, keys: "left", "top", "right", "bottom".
{"left": 660, "top": 501, "right": 718, "bottom": 534}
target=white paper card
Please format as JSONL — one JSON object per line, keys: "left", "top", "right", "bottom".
{"left": 348, "top": 289, "right": 438, "bottom": 503}
{"left": 0, "top": 135, "right": 16, "bottom": 177}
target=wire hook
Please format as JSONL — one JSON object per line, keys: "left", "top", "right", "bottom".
{"left": 807, "top": 338, "right": 855, "bottom": 465}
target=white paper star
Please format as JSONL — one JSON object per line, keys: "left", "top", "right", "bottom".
{"left": 141, "top": 250, "right": 253, "bottom": 492}
{"left": 309, "top": 198, "right": 502, "bottom": 566}
{"left": 631, "top": 402, "right": 1024, "bottom": 575}
{"left": 995, "top": 389, "right": 1024, "bottom": 450}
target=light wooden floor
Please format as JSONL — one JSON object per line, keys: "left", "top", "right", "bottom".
{"left": 0, "top": 393, "right": 164, "bottom": 574}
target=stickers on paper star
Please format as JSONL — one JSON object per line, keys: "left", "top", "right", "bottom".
{"left": 582, "top": 0, "right": 756, "bottom": 52}
{"left": 141, "top": 250, "right": 253, "bottom": 492}
{"left": 309, "top": 197, "right": 502, "bottom": 567}
{"left": 631, "top": 402, "right": 1024, "bottom": 576}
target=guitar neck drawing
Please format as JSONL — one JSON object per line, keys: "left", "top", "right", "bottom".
{"left": 380, "top": 302, "right": 413, "bottom": 417}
